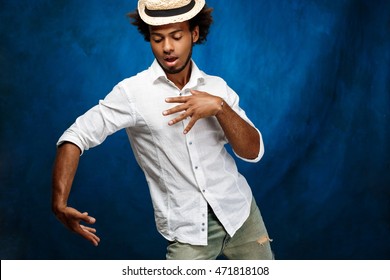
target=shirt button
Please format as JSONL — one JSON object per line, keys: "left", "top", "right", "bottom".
{"left": 189, "top": 141, "right": 193, "bottom": 145}
{"left": 202, "top": 189, "right": 205, "bottom": 193}
{"left": 195, "top": 166, "right": 198, "bottom": 170}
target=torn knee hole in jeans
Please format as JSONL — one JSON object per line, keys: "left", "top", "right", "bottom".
{"left": 256, "top": 235, "right": 273, "bottom": 246}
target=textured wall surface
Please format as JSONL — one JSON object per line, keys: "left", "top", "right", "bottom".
{"left": 1, "top": 0, "right": 389, "bottom": 259}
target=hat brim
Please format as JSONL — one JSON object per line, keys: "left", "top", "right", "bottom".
{"left": 138, "top": 0, "right": 205, "bottom": 26}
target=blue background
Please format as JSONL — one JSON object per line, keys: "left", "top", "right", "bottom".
{"left": 1, "top": 0, "right": 389, "bottom": 259}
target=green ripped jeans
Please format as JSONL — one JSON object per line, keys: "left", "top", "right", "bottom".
{"left": 166, "top": 197, "right": 274, "bottom": 260}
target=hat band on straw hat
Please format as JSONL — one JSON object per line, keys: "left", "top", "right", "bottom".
{"left": 145, "top": 0, "right": 196, "bottom": 18}
{"left": 138, "top": 0, "right": 205, "bottom": 26}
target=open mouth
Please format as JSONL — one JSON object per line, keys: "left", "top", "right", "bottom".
{"left": 164, "top": 56, "right": 178, "bottom": 64}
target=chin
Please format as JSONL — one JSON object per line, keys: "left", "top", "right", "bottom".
{"left": 162, "top": 63, "right": 186, "bottom": 74}
{"left": 165, "top": 67, "right": 183, "bottom": 74}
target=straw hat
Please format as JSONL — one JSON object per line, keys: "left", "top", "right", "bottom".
{"left": 138, "top": 0, "right": 205, "bottom": 26}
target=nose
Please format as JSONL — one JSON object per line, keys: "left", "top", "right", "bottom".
{"left": 163, "top": 38, "right": 174, "bottom": 53}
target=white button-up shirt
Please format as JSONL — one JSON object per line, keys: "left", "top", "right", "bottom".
{"left": 58, "top": 60, "right": 264, "bottom": 245}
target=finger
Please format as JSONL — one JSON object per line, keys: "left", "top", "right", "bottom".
{"left": 163, "top": 104, "right": 188, "bottom": 116}
{"left": 78, "top": 225, "right": 100, "bottom": 246}
{"left": 183, "top": 116, "right": 198, "bottom": 134}
{"left": 85, "top": 232, "right": 100, "bottom": 246}
{"left": 165, "top": 96, "right": 188, "bottom": 104}
{"left": 80, "top": 224, "right": 97, "bottom": 233}
{"left": 91, "top": 236, "right": 100, "bottom": 246}
{"left": 189, "top": 89, "right": 202, "bottom": 95}
{"left": 168, "top": 112, "right": 190, "bottom": 126}
{"left": 80, "top": 212, "right": 96, "bottom": 224}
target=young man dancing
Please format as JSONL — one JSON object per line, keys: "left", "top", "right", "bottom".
{"left": 52, "top": 0, "right": 273, "bottom": 260}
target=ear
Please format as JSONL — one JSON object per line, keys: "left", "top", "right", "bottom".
{"left": 192, "top": 25, "right": 199, "bottom": 44}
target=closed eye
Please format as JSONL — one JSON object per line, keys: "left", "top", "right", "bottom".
{"left": 151, "top": 35, "right": 163, "bottom": 43}
{"left": 172, "top": 31, "right": 183, "bottom": 41}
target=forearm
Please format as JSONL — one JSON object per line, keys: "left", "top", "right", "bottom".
{"left": 216, "top": 101, "right": 261, "bottom": 160}
{"left": 51, "top": 142, "right": 81, "bottom": 214}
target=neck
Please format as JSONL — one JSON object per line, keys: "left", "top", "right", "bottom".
{"left": 166, "top": 62, "right": 192, "bottom": 90}
{"left": 167, "top": 63, "right": 191, "bottom": 89}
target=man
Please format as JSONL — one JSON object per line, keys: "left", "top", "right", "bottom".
{"left": 52, "top": 0, "right": 273, "bottom": 260}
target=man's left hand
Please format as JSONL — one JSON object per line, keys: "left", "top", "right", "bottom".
{"left": 163, "top": 90, "right": 223, "bottom": 134}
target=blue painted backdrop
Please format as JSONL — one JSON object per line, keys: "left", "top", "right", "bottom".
{"left": 1, "top": 0, "right": 389, "bottom": 259}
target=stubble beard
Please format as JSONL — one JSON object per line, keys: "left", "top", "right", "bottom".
{"left": 157, "top": 47, "right": 193, "bottom": 75}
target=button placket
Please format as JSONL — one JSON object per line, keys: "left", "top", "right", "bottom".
{"left": 201, "top": 209, "right": 207, "bottom": 235}
{"left": 186, "top": 135, "right": 204, "bottom": 188}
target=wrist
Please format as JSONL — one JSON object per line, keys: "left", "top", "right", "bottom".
{"left": 51, "top": 198, "right": 67, "bottom": 215}
{"left": 216, "top": 98, "right": 224, "bottom": 116}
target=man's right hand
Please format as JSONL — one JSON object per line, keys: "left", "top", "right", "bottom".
{"left": 52, "top": 143, "right": 100, "bottom": 246}
{"left": 54, "top": 206, "right": 100, "bottom": 246}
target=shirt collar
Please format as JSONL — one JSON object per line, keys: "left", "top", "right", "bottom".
{"left": 150, "top": 59, "right": 205, "bottom": 87}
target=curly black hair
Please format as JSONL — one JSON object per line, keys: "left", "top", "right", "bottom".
{"left": 127, "top": 5, "right": 213, "bottom": 44}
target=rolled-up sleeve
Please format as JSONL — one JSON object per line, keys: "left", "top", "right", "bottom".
{"left": 57, "top": 84, "right": 136, "bottom": 155}
{"left": 233, "top": 127, "right": 264, "bottom": 163}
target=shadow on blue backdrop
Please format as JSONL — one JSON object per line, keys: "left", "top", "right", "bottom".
{"left": 0, "top": 0, "right": 389, "bottom": 259}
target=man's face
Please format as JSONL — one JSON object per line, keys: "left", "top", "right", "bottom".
{"left": 149, "top": 22, "right": 199, "bottom": 75}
